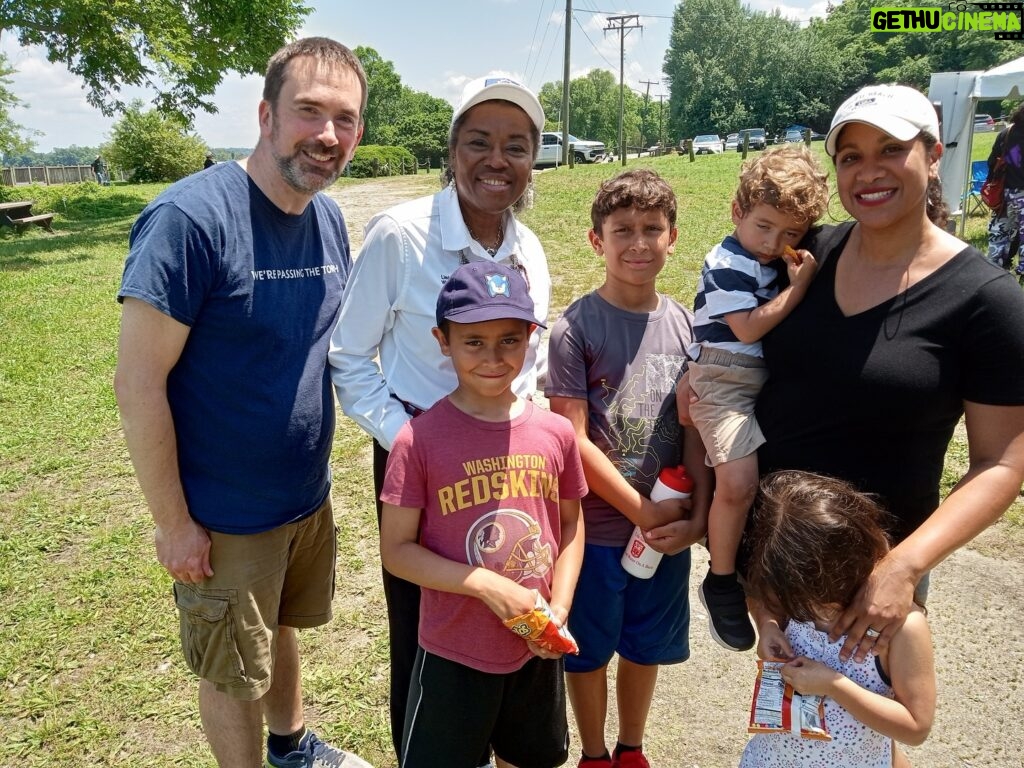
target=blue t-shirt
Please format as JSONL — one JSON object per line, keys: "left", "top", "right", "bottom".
{"left": 119, "top": 161, "right": 351, "bottom": 533}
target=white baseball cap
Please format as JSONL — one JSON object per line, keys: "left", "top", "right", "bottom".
{"left": 451, "top": 75, "right": 546, "bottom": 134}
{"left": 825, "top": 84, "right": 940, "bottom": 157}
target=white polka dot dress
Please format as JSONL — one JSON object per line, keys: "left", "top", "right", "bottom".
{"left": 740, "top": 620, "right": 893, "bottom": 767}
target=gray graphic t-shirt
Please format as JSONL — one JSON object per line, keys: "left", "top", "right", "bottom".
{"left": 545, "top": 291, "right": 694, "bottom": 545}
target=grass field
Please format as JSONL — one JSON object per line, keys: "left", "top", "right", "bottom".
{"left": 0, "top": 134, "right": 1018, "bottom": 767}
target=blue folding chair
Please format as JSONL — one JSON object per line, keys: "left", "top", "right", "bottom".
{"left": 966, "top": 160, "right": 990, "bottom": 216}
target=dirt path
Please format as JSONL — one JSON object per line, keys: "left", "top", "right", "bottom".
{"left": 326, "top": 177, "right": 1024, "bottom": 768}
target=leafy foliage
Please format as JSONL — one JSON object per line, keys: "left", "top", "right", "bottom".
{"left": 105, "top": 101, "right": 207, "bottom": 182}
{"left": 354, "top": 47, "right": 452, "bottom": 164}
{"left": 660, "top": 0, "right": 1024, "bottom": 142}
{"left": 0, "top": 53, "right": 35, "bottom": 157}
{"left": 539, "top": 69, "right": 646, "bottom": 152}
{"left": 348, "top": 145, "right": 417, "bottom": 178}
{"left": 1, "top": 0, "right": 309, "bottom": 121}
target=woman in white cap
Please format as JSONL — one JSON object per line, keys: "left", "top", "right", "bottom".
{"left": 328, "top": 74, "right": 550, "bottom": 763}
{"left": 736, "top": 84, "right": 1024, "bottom": 666}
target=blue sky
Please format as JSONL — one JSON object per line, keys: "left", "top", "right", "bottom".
{"left": 3, "top": 0, "right": 828, "bottom": 152}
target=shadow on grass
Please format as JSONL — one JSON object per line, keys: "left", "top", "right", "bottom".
{"left": 0, "top": 216, "right": 136, "bottom": 271}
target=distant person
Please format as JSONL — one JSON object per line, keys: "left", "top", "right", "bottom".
{"left": 380, "top": 261, "right": 587, "bottom": 768}
{"left": 545, "top": 169, "right": 711, "bottom": 768}
{"left": 986, "top": 102, "right": 1024, "bottom": 279}
{"left": 741, "top": 470, "right": 935, "bottom": 767}
{"left": 204, "top": 153, "right": 217, "bottom": 169}
{"left": 329, "top": 74, "right": 552, "bottom": 763}
{"left": 92, "top": 154, "right": 109, "bottom": 185}
{"left": 687, "top": 144, "right": 828, "bottom": 653}
{"left": 114, "top": 37, "right": 372, "bottom": 768}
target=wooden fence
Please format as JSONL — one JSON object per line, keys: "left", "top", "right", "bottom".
{"left": 0, "top": 165, "right": 123, "bottom": 186}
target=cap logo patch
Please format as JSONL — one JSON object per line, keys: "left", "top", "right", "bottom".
{"left": 485, "top": 77, "right": 521, "bottom": 88}
{"left": 486, "top": 274, "right": 511, "bottom": 298}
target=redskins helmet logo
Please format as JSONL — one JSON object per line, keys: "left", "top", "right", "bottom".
{"left": 466, "top": 508, "right": 552, "bottom": 582}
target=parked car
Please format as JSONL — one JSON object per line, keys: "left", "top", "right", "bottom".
{"left": 535, "top": 131, "right": 606, "bottom": 167}
{"left": 692, "top": 134, "right": 724, "bottom": 154}
{"left": 974, "top": 114, "right": 996, "bottom": 132}
{"left": 774, "top": 124, "right": 825, "bottom": 143}
{"left": 724, "top": 132, "right": 739, "bottom": 151}
{"left": 782, "top": 129, "right": 804, "bottom": 143}
{"left": 736, "top": 128, "right": 767, "bottom": 151}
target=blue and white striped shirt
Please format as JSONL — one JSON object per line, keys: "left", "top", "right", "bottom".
{"left": 689, "top": 235, "right": 780, "bottom": 359}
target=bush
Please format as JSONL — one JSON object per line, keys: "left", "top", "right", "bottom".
{"left": 0, "top": 181, "right": 157, "bottom": 221}
{"left": 348, "top": 145, "right": 418, "bottom": 178}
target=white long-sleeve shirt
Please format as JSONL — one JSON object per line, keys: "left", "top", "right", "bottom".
{"left": 329, "top": 185, "right": 550, "bottom": 450}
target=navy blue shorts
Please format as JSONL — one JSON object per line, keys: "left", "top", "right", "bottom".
{"left": 565, "top": 543, "right": 691, "bottom": 673}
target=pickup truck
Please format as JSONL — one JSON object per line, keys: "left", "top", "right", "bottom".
{"left": 535, "top": 131, "right": 606, "bottom": 167}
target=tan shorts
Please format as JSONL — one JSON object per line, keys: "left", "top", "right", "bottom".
{"left": 689, "top": 347, "right": 768, "bottom": 467}
{"left": 173, "top": 495, "right": 337, "bottom": 700}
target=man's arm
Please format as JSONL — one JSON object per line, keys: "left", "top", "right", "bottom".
{"left": 114, "top": 297, "right": 212, "bottom": 583}
{"left": 548, "top": 397, "right": 685, "bottom": 529}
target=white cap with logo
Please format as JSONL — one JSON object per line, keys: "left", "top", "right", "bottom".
{"left": 825, "top": 84, "right": 940, "bottom": 157}
{"left": 451, "top": 75, "right": 546, "bottom": 134}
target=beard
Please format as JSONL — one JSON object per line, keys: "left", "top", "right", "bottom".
{"left": 270, "top": 125, "right": 344, "bottom": 195}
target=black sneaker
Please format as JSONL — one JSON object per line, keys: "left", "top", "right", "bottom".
{"left": 699, "top": 573, "right": 755, "bottom": 651}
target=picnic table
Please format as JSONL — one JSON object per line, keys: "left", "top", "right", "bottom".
{"left": 0, "top": 200, "right": 54, "bottom": 234}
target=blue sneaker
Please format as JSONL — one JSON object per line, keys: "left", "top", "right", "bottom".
{"left": 265, "top": 730, "right": 373, "bottom": 768}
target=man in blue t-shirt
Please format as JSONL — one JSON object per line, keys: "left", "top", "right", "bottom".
{"left": 114, "top": 38, "right": 371, "bottom": 768}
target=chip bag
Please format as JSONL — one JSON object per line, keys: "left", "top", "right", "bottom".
{"left": 503, "top": 592, "right": 579, "bottom": 654}
{"left": 748, "top": 660, "right": 831, "bottom": 740}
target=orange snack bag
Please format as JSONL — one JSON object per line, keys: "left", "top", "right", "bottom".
{"left": 503, "top": 592, "right": 579, "bottom": 654}
{"left": 748, "top": 660, "right": 831, "bottom": 740}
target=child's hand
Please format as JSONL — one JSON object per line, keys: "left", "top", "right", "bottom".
{"left": 755, "top": 616, "right": 795, "bottom": 661}
{"left": 784, "top": 248, "right": 817, "bottom": 288}
{"left": 479, "top": 574, "right": 540, "bottom": 623}
{"left": 781, "top": 656, "right": 841, "bottom": 697}
{"left": 644, "top": 517, "right": 704, "bottom": 555}
{"left": 526, "top": 607, "right": 569, "bottom": 659}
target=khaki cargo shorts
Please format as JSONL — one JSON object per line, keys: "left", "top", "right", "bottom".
{"left": 173, "top": 496, "right": 336, "bottom": 700}
{"left": 689, "top": 347, "right": 768, "bottom": 467}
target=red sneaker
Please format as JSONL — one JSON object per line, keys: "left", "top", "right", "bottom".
{"left": 578, "top": 756, "right": 613, "bottom": 768}
{"left": 612, "top": 749, "right": 650, "bottom": 768}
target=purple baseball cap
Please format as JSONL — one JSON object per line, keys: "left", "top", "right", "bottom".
{"left": 435, "top": 261, "right": 544, "bottom": 328}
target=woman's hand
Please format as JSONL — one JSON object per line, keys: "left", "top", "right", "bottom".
{"left": 829, "top": 551, "right": 917, "bottom": 661}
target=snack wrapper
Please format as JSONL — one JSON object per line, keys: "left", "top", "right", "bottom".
{"left": 502, "top": 592, "right": 579, "bottom": 654}
{"left": 748, "top": 660, "right": 831, "bottom": 741}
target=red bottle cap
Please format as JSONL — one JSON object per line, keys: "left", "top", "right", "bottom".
{"left": 658, "top": 465, "right": 693, "bottom": 494}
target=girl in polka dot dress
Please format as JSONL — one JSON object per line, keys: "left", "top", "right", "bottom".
{"left": 740, "top": 471, "right": 936, "bottom": 767}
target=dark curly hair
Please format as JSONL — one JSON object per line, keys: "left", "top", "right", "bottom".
{"left": 744, "top": 471, "right": 892, "bottom": 625}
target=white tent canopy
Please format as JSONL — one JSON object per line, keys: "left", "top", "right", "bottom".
{"left": 929, "top": 56, "right": 1024, "bottom": 233}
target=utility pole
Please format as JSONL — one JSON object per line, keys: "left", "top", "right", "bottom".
{"left": 605, "top": 14, "right": 641, "bottom": 165}
{"left": 639, "top": 78, "right": 657, "bottom": 151}
{"left": 656, "top": 93, "right": 666, "bottom": 150}
{"left": 561, "top": 0, "right": 572, "bottom": 165}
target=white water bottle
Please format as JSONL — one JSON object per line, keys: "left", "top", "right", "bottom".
{"left": 621, "top": 465, "right": 693, "bottom": 579}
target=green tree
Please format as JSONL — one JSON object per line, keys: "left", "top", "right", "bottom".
{"left": 354, "top": 46, "right": 403, "bottom": 146}
{"left": 393, "top": 87, "right": 452, "bottom": 165}
{"left": 106, "top": 100, "right": 206, "bottom": 182}
{"left": 1, "top": 0, "right": 309, "bottom": 121}
{"left": 539, "top": 70, "right": 644, "bottom": 151}
{"left": 0, "top": 53, "right": 34, "bottom": 158}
